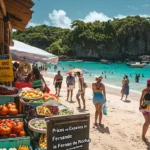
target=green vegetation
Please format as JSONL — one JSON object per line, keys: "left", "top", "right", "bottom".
{"left": 12, "top": 16, "right": 150, "bottom": 60}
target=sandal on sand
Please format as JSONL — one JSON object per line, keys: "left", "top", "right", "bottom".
{"left": 93, "top": 123, "right": 98, "bottom": 126}
{"left": 77, "top": 106, "right": 81, "bottom": 109}
{"left": 99, "top": 124, "right": 104, "bottom": 127}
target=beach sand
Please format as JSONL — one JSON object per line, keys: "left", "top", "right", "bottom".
{"left": 43, "top": 72, "right": 149, "bottom": 150}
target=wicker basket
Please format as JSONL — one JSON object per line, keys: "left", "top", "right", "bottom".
{"left": 28, "top": 118, "right": 47, "bottom": 134}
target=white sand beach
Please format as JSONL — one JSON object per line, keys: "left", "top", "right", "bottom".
{"left": 43, "top": 72, "right": 149, "bottom": 150}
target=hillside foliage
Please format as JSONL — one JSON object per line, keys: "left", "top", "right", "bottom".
{"left": 12, "top": 16, "right": 150, "bottom": 59}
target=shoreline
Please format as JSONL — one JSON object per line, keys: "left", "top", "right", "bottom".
{"left": 41, "top": 71, "right": 141, "bottom": 101}
{"left": 42, "top": 72, "right": 148, "bottom": 150}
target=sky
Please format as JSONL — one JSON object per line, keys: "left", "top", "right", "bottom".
{"left": 28, "top": 0, "right": 150, "bottom": 28}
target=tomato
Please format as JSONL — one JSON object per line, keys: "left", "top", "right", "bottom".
{"left": 5, "top": 122, "right": 13, "bottom": 129}
{"left": 9, "top": 133, "right": 17, "bottom": 137}
{"left": 15, "top": 119, "right": 20, "bottom": 123}
{"left": 8, "top": 108, "right": 18, "bottom": 115}
{"left": 0, "top": 105, "right": 8, "bottom": 115}
{"left": 7, "top": 102, "right": 16, "bottom": 109}
{"left": 19, "top": 130, "right": 25, "bottom": 137}
{"left": 13, "top": 122, "right": 23, "bottom": 133}
{"left": 0, "top": 124, "right": 11, "bottom": 135}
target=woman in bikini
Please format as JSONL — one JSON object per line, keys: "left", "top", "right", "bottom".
{"left": 121, "top": 75, "right": 129, "bottom": 101}
{"left": 139, "top": 79, "right": 150, "bottom": 141}
{"left": 92, "top": 76, "right": 106, "bottom": 127}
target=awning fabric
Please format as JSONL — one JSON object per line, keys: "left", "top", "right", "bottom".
{"left": 10, "top": 40, "right": 58, "bottom": 64}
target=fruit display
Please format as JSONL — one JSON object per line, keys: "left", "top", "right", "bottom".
{"left": 29, "top": 119, "right": 46, "bottom": 132}
{"left": 39, "top": 134, "right": 47, "bottom": 149}
{"left": 0, "top": 119, "right": 25, "bottom": 138}
{"left": 22, "top": 89, "right": 43, "bottom": 99}
{"left": 0, "top": 102, "right": 18, "bottom": 116}
{"left": 59, "top": 109, "right": 74, "bottom": 115}
{"left": 43, "top": 93, "right": 59, "bottom": 102}
{"left": 29, "top": 95, "right": 59, "bottom": 103}
{"left": 0, "top": 87, "right": 18, "bottom": 96}
{"left": 36, "top": 105, "right": 59, "bottom": 116}
{"left": 18, "top": 146, "right": 29, "bottom": 150}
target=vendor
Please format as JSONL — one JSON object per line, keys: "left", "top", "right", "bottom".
{"left": 15, "top": 68, "right": 25, "bottom": 82}
{"left": 32, "top": 68, "right": 47, "bottom": 92}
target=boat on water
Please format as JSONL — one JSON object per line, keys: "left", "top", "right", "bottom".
{"left": 130, "top": 62, "right": 146, "bottom": 68}
{"left": 100, "top": 59, "right": 110, "bottom": 64}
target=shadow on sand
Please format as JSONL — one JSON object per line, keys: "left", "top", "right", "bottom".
{"left": 143, "top": 139, "right": 150, "bottom": 150}
{"left": 96, "top": 126, "right": 110, "bottom": 134}
{"left": 67, "top": 101, "right": 76, "bottom": 103}
{"left": 77, "top": 108, "right": 88, "bottom": 112}
{"left": 123, "top": 100, "right": 131, "bottom": 103}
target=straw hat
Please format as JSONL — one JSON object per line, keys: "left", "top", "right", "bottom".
{"left": 95, "top": 75, "right": 103, "bottom": 81}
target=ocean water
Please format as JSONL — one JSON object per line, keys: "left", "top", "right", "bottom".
{"left": 48, "top": 61, "right": 150, "bottom": 93}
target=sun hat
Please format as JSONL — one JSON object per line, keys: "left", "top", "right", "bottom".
{"left": 147, "top": 78, "right": 150, "bottom": 84}
{"left": 95, "top": 75, "right": 103, "bottom": 81}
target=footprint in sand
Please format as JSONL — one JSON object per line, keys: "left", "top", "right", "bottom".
{"left": 116, "top": 129, "right": 128, "bottom": 138}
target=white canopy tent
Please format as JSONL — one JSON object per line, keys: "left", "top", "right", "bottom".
{"left": 10, "top": 40, "right": 58, "bottom": 64}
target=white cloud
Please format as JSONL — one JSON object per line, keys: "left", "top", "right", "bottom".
{"left": 44, "top": 20, "right": 50, "bottom": 26}
{"left": 49, "top": 10, "right": 72, "bottom": 28}
{"left": 114, "top": 14, "right": 127, "bottom": 19}
{"left": 27, "top": 22, "right": 40, "bottom": 27}
{"left": 143, "top": 4, "right": 150, "bottom": 8}
{"left": 139, "top": 14, "right": 150, "bottom": 18}
{"left": 26, "top": 10, "right": 150, "bottom": 29}
{"left": 83, "top": 11, "right": 111, "bottom": 22}
{"left": 128, "top": 6, "right": 138, "bottom": 10}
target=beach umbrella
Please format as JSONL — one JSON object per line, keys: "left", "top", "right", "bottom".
{"left": 67, "top": 68, "right": 82, "bottom": 74}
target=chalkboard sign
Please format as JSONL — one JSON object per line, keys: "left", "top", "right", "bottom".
{"left": 46, "top": 113, "right": 90, "bottom": 150}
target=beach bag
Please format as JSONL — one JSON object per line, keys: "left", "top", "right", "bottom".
{"left": 46, "top": 86, "right": 50, "bottom": 93}
{"left": 103, "top": 103, "right": 107, "bottom": 115}
{"left": 141, "top": 100, "right": 147, "bottom": 109}
{"left": 32, "top": 80, "right": 42, "bottom": 88}
{"left": 83, "top": 82, "right": 88, "bottom": 88}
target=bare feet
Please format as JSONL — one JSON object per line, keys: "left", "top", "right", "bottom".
{"left": 77, "top": 106, "right": 81, "bottom": 109}
{"left": 142, "top": 135, "right": 148, "bottom": 142}
{"left": 93, "top": 123, "right": 98, "bottom": 128}
{"left": 66, "top": 99, "right": 68, "bottom": 101}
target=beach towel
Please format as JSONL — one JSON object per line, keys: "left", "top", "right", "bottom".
{"left": 122, "top": 85, "right": 129, "bottom": 95}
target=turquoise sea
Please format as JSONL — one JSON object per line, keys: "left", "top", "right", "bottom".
{"left": 48, "top": 61, "right": 150, "bottom": 93}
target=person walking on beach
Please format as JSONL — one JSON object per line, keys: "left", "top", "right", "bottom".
{"left": 92, "top": 76, "right": 106, "bottom": 126}
{"left": 121, "top": 75, "right": 129, "bottom": 100}
{"left": 139, "top": 79, "right": 150, "bottom": 141}
{"left": 53, "top": 71, "right": 63, "bottom": 96}
{"left": 66, "top": 72, "right": 75, "bottom": 102}
{"left": 76, "top": 72, "right": 86, "bottom": 109}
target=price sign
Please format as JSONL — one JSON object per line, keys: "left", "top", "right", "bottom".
{"left": 0, "top": 55, "right": 14, "bottom": 82}
{"left": 46, "top": 114, "right": 90, "bottom": 150}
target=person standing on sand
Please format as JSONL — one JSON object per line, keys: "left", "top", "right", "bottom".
{"left": 139, "top": 79, "right": 150, "bottom": 141}
{"left": 76, "top": 72, "right": 86, "bottom": 109}
{"left": 53, "top": 71, "right": 63, "bottom": 96}
{"left": 92, "top": 76, "right": 106, "bottom": 126}
{"left": 66, "top": 72, "right": 75, "bottom": 102}
{"left": 121, "top": 75, "right": 129, "bottom": 100}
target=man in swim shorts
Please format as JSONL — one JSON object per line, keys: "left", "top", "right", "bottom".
{"left": 66, "top": 72, "right": 75, "bottom": 102}
{"left": 53, "top": 71, "right": 63, "bottom": 96}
